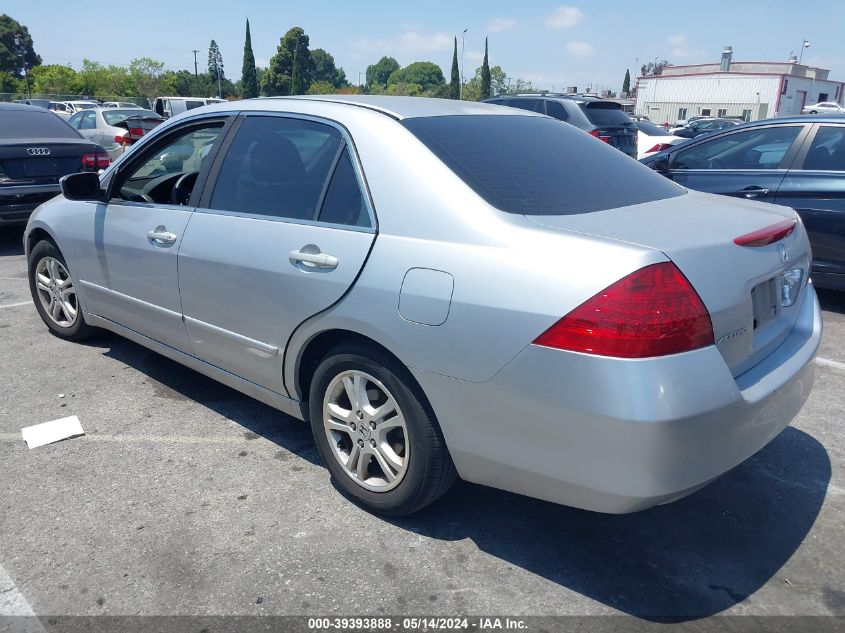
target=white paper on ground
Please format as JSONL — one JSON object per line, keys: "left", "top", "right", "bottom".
{"left": 20, "top": 415, "right": 84, "bottom": 449}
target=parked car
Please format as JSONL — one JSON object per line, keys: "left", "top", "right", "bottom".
{"left": 484, "top": 95, "right": 638, "bottom": 158}
{"left": 67, "top": 108, "right": 165, "bottom": 160}
{"left": 802, "top": 102, "right": 845, "bottom": 115}
{"left": 634, "top": 120, "right": 687, "bottom": 159}
{"left": 0, "top": 103, "right": 109, "bottom": 226}
{"left": 151, "top": 96, "right": 227, "bottom": 119}
{"left": 641, "top": 115, "right": 845, "bottom": 290}
{"left": 48, "top": 101, "right": 100, "bottom": 120}
{"left": 102, "top": 101, "right": 143, "bottom": 109}
{"left": 673, "top": 118, "right": 740, "bottom": 139}
{"left": 24, "top": 96, "right": 820, "bottom": 515}
{"left": 673, "top": 115, "right": 710, "bottom": 128}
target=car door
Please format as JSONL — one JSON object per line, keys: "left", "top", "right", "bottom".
{"left": 661, "top": 124, "right": 809, "bottom": 203}
{"left": 774, "top": 123, "right": 845, "bottom": 283}
{"left": 79, "top": 115, "right": 232, "bottom": 352}
{"left": 76, "top": 110, "right": 98, "bottom": 144}
{"left": 177, "top": 113, "right": 376, "bottom": 394}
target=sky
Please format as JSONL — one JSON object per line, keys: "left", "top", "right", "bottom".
{"left": 7, "top": 0, "right": 845, "bottom": 94}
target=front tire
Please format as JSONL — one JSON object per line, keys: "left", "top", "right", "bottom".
{"left": 28, "top": 240, "right": 96, "bottom": 341}
{"left": 309, "top": 343, "right": 457, "bottom": 515}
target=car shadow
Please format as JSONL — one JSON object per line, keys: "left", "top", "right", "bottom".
{"left": 0, "top": 226, "right": 25, "bottom": 257}
{"left": 83, "top": 331, "right": 829, "bottom": 622}
{"left": 86, "top": 331, "right": 320, "bottom": 465}
{"left": 817, "top": 288, "right": 845, "bottom": 315}
{"left": 388, "top": 426, "right": 830, "bottom": 622}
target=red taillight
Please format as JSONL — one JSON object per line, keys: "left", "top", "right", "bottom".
{"left": 589, "top": 129, "right": 611, "bottom": 143}
{"left": 733, "top": 219, "right": 797, "bottom": 247}
{"left": 533, "top": 262, "right": 714, "bottom": 358}
{"left": 129, "top": 127, "right": 144, "bottom": 136}
{"left": 81, "top": 152, "right": 111, "bottom": 170}
{"left": 114, "top": 134, "right": 130, "bottom": 145}
{"left": 646, "top": 143, "right": 672, "bottom": 153}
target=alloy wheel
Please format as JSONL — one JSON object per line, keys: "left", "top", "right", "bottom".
{"left": 34, "top": 257, "right": 78, "bottom": 328}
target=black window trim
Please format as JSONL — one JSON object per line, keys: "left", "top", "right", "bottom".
{"left": 667, "top": 123, "right": 811, "bottom": 172}
{"left": 104, "top": 113, "right": 236, "bottom": 210}
{"left": 195, "top": 110, "right": 377, "bottom": 233}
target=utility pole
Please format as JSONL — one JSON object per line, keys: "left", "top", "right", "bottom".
{"left": 460, "top": 28, "right": 468, "bottom": 99}
{"left": 192, "top": 49, "right": 199, "bottom": 95}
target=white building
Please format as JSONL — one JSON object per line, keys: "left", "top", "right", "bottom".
{"left": 635, "top": 47, "right": 844, "bottom": 124}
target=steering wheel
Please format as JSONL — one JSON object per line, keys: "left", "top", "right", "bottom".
{"left": 170, "top": 172, "right": 199, "bottom": 206}
{"left": 126, "top": 192, "right": 154, "bottom": 203}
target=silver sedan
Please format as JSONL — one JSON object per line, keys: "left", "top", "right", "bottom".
{"left": 24, "top": 96, "right": 821, "bottom": 515}
{"left": 67, "top": 108, "right": 164, "bottom": 160}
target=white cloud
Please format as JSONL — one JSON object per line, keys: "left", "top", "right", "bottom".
{"left": 353, "top": 31, "right": 454, "bottom": 56}
{"left": 667, "top": 33, "right": 687, "bottom": 46}
{"left": 488, "top": 18, "right": 518, "bottom": 33}
{"left": 565, "top": 41, "right": 594, "bottom": 58}
{"left": 544, "top": 5, "right": 585, "bottom": 29}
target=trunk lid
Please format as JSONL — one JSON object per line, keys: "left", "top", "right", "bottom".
{"left": 0, "top": 139, "right": 99, "bottom": 186}
{"left": 526, "top": 190, "right": 812, "bottom": 376}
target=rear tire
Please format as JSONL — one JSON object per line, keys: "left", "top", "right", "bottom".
{"left": 28, "top": 240, "right": 96, "bottom": 341}
{"left": 308, "top": 343, "right": 457, "bottom": 515}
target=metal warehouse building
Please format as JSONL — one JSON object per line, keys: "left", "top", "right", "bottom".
{"left": 635, "top": 47, "right": 844, "bottom": 124}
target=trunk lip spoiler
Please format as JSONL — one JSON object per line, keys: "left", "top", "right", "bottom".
{"left": 734, "top": 218, "right": 797, "bottom": 247}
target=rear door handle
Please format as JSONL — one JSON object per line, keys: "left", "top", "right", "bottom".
{"left": 147, "top": 225, "right": 177, "bottom": 245}
{"left": 289, "top": 249, "right": 338, "bottom": 270}
{"left": 739, "top": 187, "right": 770, "bottom": 198}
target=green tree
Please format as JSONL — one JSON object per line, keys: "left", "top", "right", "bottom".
{"left": 0, "top": 71, "right": 21, "bottom": 93}
{"left": 622, "top": 69, "right": 631, "bottom": 94}
{"left": 30, "top": 64, "right": 78, "bottom": 95}
{"left": 641, "top": 59, "right": 671, "bottom": 77}
{"left": 128, "top": 57, "right": 166, "bottom": 98}
{"left": 0, "top": 14, "right": 41, "bottom": 78}
{"left": 388, "top": 61, "right": 445, "bottom": 94}
{"left": 463, "top": 65, "right": 510, "bottom": 101}
{"left": 480, "top": 38, "right": 491, "bottom": 100}
{"left": 311, "top": 48, "right": 347, "bottom": 88}
{"left": 365, "top": 56, "right": 399, "bottom": 90}
{"left": 448, "top": 37, "right": 460, "bottom": 99}
{"left": 241, "top": 19, "right": 259, "bottom": 98}
{"left": 77, "top": 59, "right": 130, "bottom": 97}
{"left": 263, "top": 26, "right": 312, "bottom": 96}
{"left": 306, "top": 80, "right": 336, "bottom": 95}
{"left": 207, "top": 40, "right": 224, "bottom": 83}
{"left": 386, "top": 82, "right": 423, "bottom": 96}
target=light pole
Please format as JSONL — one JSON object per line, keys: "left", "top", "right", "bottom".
{"left": 358, "top": 72, "right": 363, "bottom": 91}
{"left": 798, "top": 39, "right": 810, "bottom": 65}
{"left": 460, "top": 28, "right": 468, "bottom": 100}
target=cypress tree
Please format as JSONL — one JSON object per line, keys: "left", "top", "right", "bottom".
{"left": 622, "top": 69, "right": 631, "bottom": 95}
{"left": 449, "top": 37, "right": 460, "bottom": 99}
{"left": 241, "top": 19, "right": 259, "bottom": 98}
{"left": 480, "top": 37, "right": 491, "bottom": 100}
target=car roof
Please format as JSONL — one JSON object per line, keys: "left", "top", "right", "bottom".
{"left": 0, "top": 102, "right": 51, "bottom": 112}
{"left": 200, "top": 95, "right": 543, "bottom": 121}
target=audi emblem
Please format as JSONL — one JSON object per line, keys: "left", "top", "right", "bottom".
{"left": 26, "top": 147, "right": 51, "bottom": 156}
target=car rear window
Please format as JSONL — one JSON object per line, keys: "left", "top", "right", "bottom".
{"left": 580, "top": 102, "right": 632, "bottom": 127}
{"left": 102, "top": 109, "right": 161, "bottom": 125}
{"left": 636, "top": 121, "right": 672, "bottom": 136}
{"left": 0, "top": 110, "right": 81, "bottom": 139}
{"left": 403, "top": 115, "right": 683, "bottom": 215}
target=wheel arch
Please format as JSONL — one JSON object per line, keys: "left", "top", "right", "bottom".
{"left": 25, "top": 226, "right": 59, "bottom": 258}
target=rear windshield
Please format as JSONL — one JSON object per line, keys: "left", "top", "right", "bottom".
{"left": 636, "top": 121, "right": 672, "bottom": 136}
{"left": 0, "top": 110, "right": 80, "bottom": 139}
{"left": 102, "top": 109, "right": 161, "bottom": 125}
{"left": 403, "top": 115, "right": 683, "bottom": 215}
{"left": 580, "top": 102, "right": 632, "bottom": 127}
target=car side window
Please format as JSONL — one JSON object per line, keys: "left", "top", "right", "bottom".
{"left": 545, "top": 101, "right": 569, "bottom": 121}
{"left": 673, "top": 126, "right": 802, "bottom": 170}
{"left": 801, "top": 126, "right": 845, "bottom": 171}
{"left": 505, "top": 99, "right": 544, "bottom": 113}
{"left": 317, "top": 148, "right": 371, "bottom": 227}
{"left": 67, "top": 112, "right": 83, "bottom": 129}
{"left": 79, "top": 111, "right": 96, "bottom": 130}
{"left": 207, "top": 115, "right": 345, "bottom": 221}
{"left": 116, "top": 122, "right": 224, "bottom": 204}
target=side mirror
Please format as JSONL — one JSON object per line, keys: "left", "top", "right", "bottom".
{"left": 60, "top": 172, "right": 102, "bottom": 201}
{"left": 650, "top": 156, "right": 670, "bottom": 172}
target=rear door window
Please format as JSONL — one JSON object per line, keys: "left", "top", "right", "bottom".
{"left": 545, "top": 101, "right": 569, "bottom": 121}
{"left": 207, "top": 115, "right": 344, "bottom": 221}
{"left": 673, "top": 126, "right": 803, "bottom": 170}
{"left": 800, "top": 126, "right": 845, "bottom": 170}
{"left": 504, "top": 99, "right": 544, "bottom": 113}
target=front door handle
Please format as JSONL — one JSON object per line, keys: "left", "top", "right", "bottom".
{"left": 739, "top": 187, "right": 770, "bottom": 198}
{"left": 289, "top": 248, "right": 338, "bottom": 270}
{"left": 147, "top": 225, "right": 177, "bottom": 245}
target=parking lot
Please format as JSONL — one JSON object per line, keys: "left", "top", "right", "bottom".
{"left": 1, "top": 224, "right": 844, "bottom": 628}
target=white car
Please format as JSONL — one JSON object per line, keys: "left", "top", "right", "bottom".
{"left": 635, "top": 120, "right": 687, "bottom": 159}
{"left": 48, "top": 100, "right": 100, "bottom": 120}
{"left": 102, "top": 101, "right": 143, "bottom": 109}
{"left": 802, "top": 102, "right": 845, "bottom": 115}
{"left": 66, "top": 107, "right": 164, "bottom": 160}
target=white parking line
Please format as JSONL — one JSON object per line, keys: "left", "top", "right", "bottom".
{"left": 0, "top": 563, "right": 45, "bottom": 631}
{"left": 817, "top": 357, "right": 845, "bottom": 372}
{"left": 0, "top": 301, "right": 31, "bottom": 310}
{"left": 0, "top": 432, "right": 264, "bottom": 445}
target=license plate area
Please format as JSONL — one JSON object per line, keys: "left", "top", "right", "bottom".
{"left": 751, "top": 277, "right": 780, "bottom": 330}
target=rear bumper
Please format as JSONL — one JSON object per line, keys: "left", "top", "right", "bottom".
{"left": 0, "top": 184, "right": 61, "bottom": 225}
{"left": 415, "top": 285, "right": 822, "bottom": 513}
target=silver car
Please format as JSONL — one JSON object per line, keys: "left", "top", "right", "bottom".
{"left": 24, "top": 96, "right": 821, "bottom": 515}
{"left": 67, "top": 108, "right": 165, "bottom": 160}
